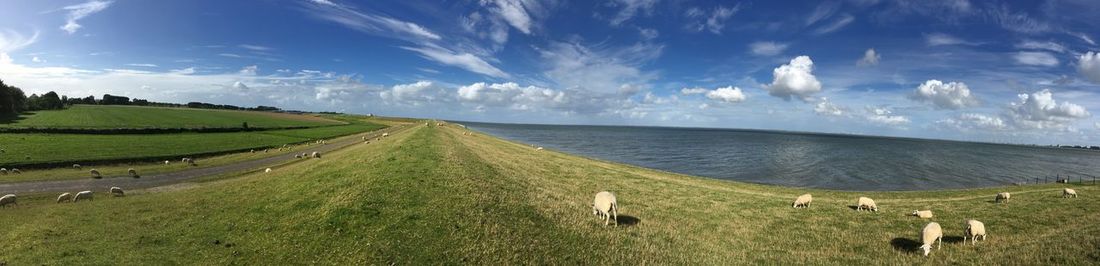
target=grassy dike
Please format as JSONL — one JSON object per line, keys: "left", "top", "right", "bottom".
{"left": 1, "top": 123, "right": 1098, "bottom": 264}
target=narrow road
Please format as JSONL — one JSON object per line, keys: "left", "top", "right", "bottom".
{"left": 0, "top": 124, "right": 410, "bottom": 195}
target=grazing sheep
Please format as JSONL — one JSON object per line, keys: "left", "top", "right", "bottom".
{"left": 964, "top": 219, "right": 987, "bottom": 245}
{"left": 592, "top": 191, "right": 619, "bottom": 226}
{"left": 311, "top": 151, "right": 321, "bottom": 158}
{"left": 90, "top": 169, "right": 102, "bottom": 179}
{"left": 1063, "top": 188, "right": 1078, "bottom": 198}
{"left": 11, "top": 168, "right": 20, "bottom": 174}
{"left": 164, "top": 160, "right": 171, "bottom": 165}
{"left": 536, "top": 147, "right": 544, "bottom": 151}
{"left": 73, "top": 191, "right": 93, "bottom": 202}
{"left": 73, "top": 164, "right": 82, "bottom": 170}
{"left": 263, "top": 149, "right": 269, "bottom": 153}
{"left": 128, "top": 168, "right": 139, "bottom": 178}
{"left": 57, "top": 193, "right": 73, "bottom": 203}
{"left": 265, "top": 168, "right": 272, "bottom": 173}
{"left": 382, "top": 133, "right": 390, "bottom": 137}
{"left": 110, "top": 187, "right": 125, "bottom": 197}
{"left": 0, "top": 194, "right": 16, "bottom": 207}
{"left": 911, "top": 210, "right": 934, "bottom": 218}
{"left": 0, "top": 168, "right": 7, "bottom": 175}
{"left": 920, "top": 222, "right": 943, "bottom": 256}
{"left": 995, "top": 192, "right": 1011, "bottom": 203}
{"left": 856, "top": 197, "right": 878, "bottom": 212}
{"left": 250, "top": 149, "right": 255, "bottom": 153}
{"left": 792, "top": 193, "right": 812, "bottom": 208}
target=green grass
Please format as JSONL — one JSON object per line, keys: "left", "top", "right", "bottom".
{"left": 0, "top": 117, "right": 384, "bottom": 167}
{"left": 1, "top": 124, "right": 1098, "bottom": 264}
{"left": 0, "top": 105, "right": 340, "bottom": 129}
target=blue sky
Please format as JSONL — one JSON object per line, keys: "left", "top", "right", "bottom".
{"left": 1, "top": 0, "right": 1100, "bottom": 145}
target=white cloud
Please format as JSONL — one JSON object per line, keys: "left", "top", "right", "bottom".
{"left": 301, "top": 1, "right": 441, "bottom": 41}
{"left": 170, "top": 67, "right": 196, "bottom": 75}
{"left": 856, "top": 48, "right": 880, "bottom": 66}
{"left": 609, "top": 0, "right": 658, "bottom": 26}
{"left": 400, "top": 44, "right": 509, "bottom": 78}
{"left": 238, "top": 44, "right": 273, "bottom": 51}
{"left": 986, "top": 4, "right": 1049, "bottom": 34}
{"left": 812, "top": 14, "right": 854, "bottom": 35}
{"left": 380, "top": 81, "right": 449, "bottom": 106}
{"left": 749, "top": 41, "right": 788, "bottom": 56}
{"left": 232, "top": 81, "right": 249, "bottom": 90}
{"left": 1007, "top": 89, "right": 1090, "bottom": 130}
{"left": 1074, "top": 32, "right": 1096, "bottom": 46}
{"left": 909, "top": 80, "right": 980, "bottom": 109}
{"left": 865, "top": 107, "right": 910, "bottom": 125}
{"left": 1013, "top": 51, "right": 1058, "bottom": 67}
{"left": 457, "top": 82, "right": 566, "bottom": 110}
{"left": 805, "top": 1, "right": 841, "bottom": 26}
{"left": 765, "top": 55, "right": 822, "bottom": 101}
{"left": 537, "top": 41, "right": 661, "bottom": 96}
{"left": 936, "top": 113, "right": 1009, "bottom": 131}
{"left": 680, "top": 87, "right": 708, "bottom": 95}
{"left": 639, "top": 28, "right": 659, "bottom": 40}
{"left": 925, "top": 33, "right": 977, "bottom": 46}
{"left": 1095, "top": 122, "right": 1100, "bottom": 130}
{"left": 814, "top": 97, "right": 846, "bottom": 116}
{"left": 31, "top": 56, "right": 45, "bottom": 63}
{"left": 239, "top": 65, "right": 258, "bottom": 75}
{"left": 484, "top": 0, "right": 533, "bottom": 34}
{"left": 705, "top": 86, "right": 746, "bottom": 103}
{"left": 1015, "top": 40, "right": 1066, "bottom": 53}
{"left": 218, "top": 53, "right": 242, "bottom": 58}
{"left": 1077, "top": 51, "right": 1100, "bottom": 84}
{"left": 61, "top": 1, "right": 113, "bottom": 34}
{"left": 126, "top": 63, "right": 157, "bottom": 67}
{"left": 0, "top": 30, "right": 39, "bottom": 53}
{"left": 684, "top": 5, "right": 740, "bottom": 34}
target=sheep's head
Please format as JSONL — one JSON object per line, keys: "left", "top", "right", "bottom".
{"left": 920, "top": 244, "right": 931, "bottom": 256}
{"left": 592, "top": 205, "right": 599, "bottom": 215}
{"left": 911, "top": 210, "right": 919, "bottom": 216}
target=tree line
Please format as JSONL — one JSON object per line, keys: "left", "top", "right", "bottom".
{"left": 1, "top": 79, "right": 281, "bottom": 116}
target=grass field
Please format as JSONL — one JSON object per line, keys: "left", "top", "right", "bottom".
{"left": 0, "top": 105, "right": 340, "bottom": 129}
{"left": 0, "top": 116, "right": 384, "bottom": 167}
{"left": 1, "top": 124, "right": 1097, "bottom": 264}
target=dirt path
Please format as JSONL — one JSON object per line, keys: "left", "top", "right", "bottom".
{"left": 0, "top": 125, "right": 409, "bottom": 195}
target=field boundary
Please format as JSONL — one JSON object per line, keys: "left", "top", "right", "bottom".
{"left": 0, "top": 124, "right": 340, "bottom": 134}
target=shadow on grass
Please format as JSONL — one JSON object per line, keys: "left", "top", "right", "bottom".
{"left": 890, "top": 238, "right": 920, "bottom": 253}
{"left": 615, "top": 215, "right": 641, "bottom": 227}
{"left": 0, "top": 112, "right": 30, "bottom": 124}
{"left": 942, "top": 235, "right": 964, "bottom": 244}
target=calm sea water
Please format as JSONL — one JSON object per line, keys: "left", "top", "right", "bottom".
{"left": 463, "top": 122, "right": 1100, "bottom": 191}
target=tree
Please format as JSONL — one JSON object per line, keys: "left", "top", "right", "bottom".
{"left": 0, "top": 79, "right": 28, "bottom": 115}
{"left": 42, "top": 91, "right": 63, "bottom": 109}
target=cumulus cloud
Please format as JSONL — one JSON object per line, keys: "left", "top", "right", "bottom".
{"left": 704, "top": 86, "right": 746, "bottom": 103}
{"left": 856, "top": 48, "right": 880, "bottom": 66}
{"left": 238, "top": 65, "right": 258, "bottom": 75}
{"left": 1006, "top": 89, "right": 1090, "bottom": 130}
{"left": 909, "top": 80, "right": 979, "bottom": 109}
{"left": 61, "top": 0, "right": 113, "bottom": 34}
{"left": 865, "top": 107, "right": 910, "bottom": 126}
{"left": 1013, "top": 51, "right": 1058, "bottom": 67}
{"left": 765, "top": 56, "right": 822, "bottom": 101}
{"left": 1078, "top": 51, "right": 1100, "bottom": 84}
{"left": 31, "top": 56, "right": 45, "bottom": 63}
{"left": 379, "top": 81, "right": 449, "bottom": 106}
{"left": 400, "top": 44, "right": 509, "bottom": 78}
{"left": 814, "top": 97, "right": 846, "bottom": 116}
{"left": 680, "top": 87, "right": 708, "bottom": 95}
{"left": 232, "top": 81, "right": 249, "bottom": 91}
{"left": 936, "top": 113, "right": 1009, "bottom": 131}
{"left": 457, "top": 82, "right": 566, "bottom": 110}
{"left": 749, "top": 41, "right": 788, "bottom": 56}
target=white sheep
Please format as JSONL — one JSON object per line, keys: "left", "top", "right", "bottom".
{"left": 995, "top": 192, "right": 1011, "bottom": 203}
{"left": 920, "top": 222, "right": 943, "bottom": 256}
{"left": 294, "top": 154, "right": 302, "bottom": 159}
{"left": 164, "top": 160, "right": 171, "bottom": 165}
{"left": 1063, "top": 188, "right": 1078, "bottom": 198}
{"left": 911, "top": 210, "right": 933, "bottom": 218}
{"left": 792, "top": 193, "right": 812, "bottom": 208}
{"left": 312, "top": 151, "right": 321, "bottom": 158}
{"left": 110, "top": 187, "right": 125, "bottom": 197}
{"left": 0, "top": 168, "right": 7, "bottom": 175}
{"left": 182, "top": 158, "right": 190, "bottom": 163}
{"left": 0, "top": 194, "right": 16, "bottom": 207}
{"left": 250, "top": 149, "right": 255, "bottom": 153}
{"left": 265, "top": 168, "right": 272, "bottom": 173}
{"left": 128, "top": 168, "right": 139, "bottom": 178}
{"left": 382, "top": 133, "right": 390, "bottom": 137}
{"left": 11, "top": 168, "right": 20, "bottom": 174}
{"left": 57, "top": 193, "right": 73, "bottom": 203}
{"left": 964, "top": 219, "right": 987, "bottom": 245}
{"left": 536, "top": 147, "right": 544, "bottom": 151}
{"left": 263, "top": 149, "right": 269, "bottom": 153}
{"left": 90, "top": 169, "right": 102, "bottom": 178}
{"left": 73, "top": 191, "right": 94, "bottom": 202}
{"left": 592, "top": 191, "right": 619, "bottom": 226}
{"left": 73, "top": 164, "right": 82, "bottom": 170}
{"left": 856, "top": 197, "right": 878, "bottom": 212}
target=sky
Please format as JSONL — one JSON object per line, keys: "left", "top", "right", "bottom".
{"left": 1, "top": 0, "right": 1100, "bottom": 145}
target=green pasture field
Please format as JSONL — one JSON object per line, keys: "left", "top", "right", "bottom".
{"left": 0, "top": 105, "right": 340, "bottom": 129}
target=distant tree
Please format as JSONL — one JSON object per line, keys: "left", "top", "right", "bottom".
{"left": 101, "top": 94, "right": 130, "bottom": 105}
{"left": 0, "top": 79, "right": 28, "bottom": 115}
{"left": 41, "top": 91, "right": 63, "bottom": 109}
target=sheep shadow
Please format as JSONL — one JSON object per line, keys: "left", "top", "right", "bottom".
{"left": 615, "top": 215, "right": 641, "bottom": 227}
{"left": 890, "top": 237, "right": 921, "bottom": 253}
{"left": 942, "top": 235, "right": 965, "bottom": 244}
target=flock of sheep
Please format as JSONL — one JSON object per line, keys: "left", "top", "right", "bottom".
{"left": 0, "top": 186, "right": 125, "bottom": 208}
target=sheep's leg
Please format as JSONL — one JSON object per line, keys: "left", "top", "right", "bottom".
{"left": 937, "top": 236, "right": 941, "bottom": 249}
{"left": 612, "top": 205, "right": 618, "bottom": 226}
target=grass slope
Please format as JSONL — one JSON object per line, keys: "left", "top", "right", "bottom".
{"left": 0, "top": 105, "right": 339, "bottom": 129}
{"left": 1, "top": 124, "right": 1098, "bottom": 264}
{"left": 0, "top": 116, "right": 384, "bottom": 167}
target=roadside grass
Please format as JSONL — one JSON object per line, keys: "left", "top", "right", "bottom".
{"left": 1, "top": 123, "right": 1097, "bottom": 264}
{"left": 0, "top": 105, "right": 339, "bottom": 129}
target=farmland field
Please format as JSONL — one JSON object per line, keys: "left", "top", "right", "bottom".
{"left": 0, "top": 105, "right": 341, "bottom": 129}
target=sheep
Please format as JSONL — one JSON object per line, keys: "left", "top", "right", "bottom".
{"left": 382, "top": 133, "right": 390, "bottom": 137}
{"left": 0, "top": 194, "right": 16, "bottom": 207}
{"left": 164, "top": 160, "right": 171, "bottom": 165}
{"left": 57, "top": 193, "right": 73, "bottom": 203}
{"left": 294, "top": 154, "right": 302, "bottom": 159}
{"left": 995, "top": 192, "right": 1011, "bottom": 203}
{"left": 592, "top": 191, "right": 619, "bottom": 226}
{"left": 920, "top": 222, "right": 943, "bottom": 256}
{"left": 1063, "top": 188, "right": 1078, "bottom": 198}
{"left": 911, "top": 210, "right": 934, "bottom": 218}
{"left": 183, "top": 158, "right": 197, "bottom": 166}
{"left": 73, "top": 164, "right": 82, "bottom": 170}
{"left": 128, "top": 168, "right": 139, "bottom": 178}
{"left": 90, "top": 169, "right": 102, "bottom": 179}
{"left": 311, "top": 151, "right": 321, "bottom": 158}
{"left": 964, "top": 219, "right": 987, "bottom": 245}
{"left": 536, "top": 147, "right": 544, "bottom": 151}
{"left": 73, "top": 191, "right": 93, "bottom": 202}
{"left": 265, "top": 168, "right": 272, "bottom": 173}
{"left": 0, "top": 168, "right": 6, "bottom": 175}
{"left": 792, "top": 193, "right": 812, "bottom": 208}
{"left": 11, "top": 168, "right": 20, "bottom": 174}
{"left": 250, "top": 149, "right": 255, "bottom": 153}
{"left": 856, "top": 197, "right": 878, "bottom": 212}
{"left": 110, "top": 187, "right": 125, "bottom": 197}
{"left": 263, "top": 149, "right": 269, "bottom": 153}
